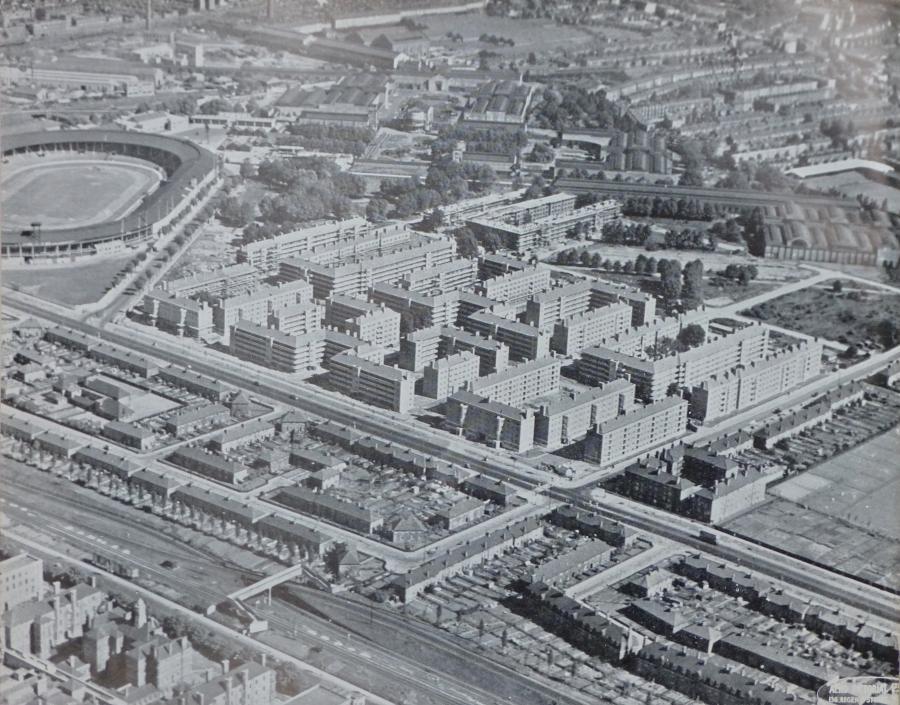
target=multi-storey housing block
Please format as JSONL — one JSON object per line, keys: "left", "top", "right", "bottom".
{"left": 689, "top": 340, "right": 822, "bottom": 421}
{"left": 465, "top": 311, "right": 551, "bottom": 361}
{"left": 533, "top": 379, "right": 636, "bottom": 449}
{"left": 328, "top": 352, "right": 417, "bottom": 413}
{"left": 551, "top": 302, "right": 633, "bottom": 357}
{"left": 584, "top": 397, "right": 688, "bottom": 466}
{"left": 162, "top": 263, "right": 258, "bottom": 299}
{"left": 474, "top": 265, "right": 552, "bottom": 308}
{"left": 422, "top": 351, "right": 480, "bottom": 399}
{"left": 142, "top": 290, "right": 214, "bottom": 340}
{"left": 470, "top": 357, "right": 561, "bottom": 407}
{"left": 579, "top": 324, "right": 769, "bottom": 402}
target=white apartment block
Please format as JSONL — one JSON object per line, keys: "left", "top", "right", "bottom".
{"left": 533, "top": 379, "right": 636, "bottom": 449}
{"left": 422, "top": 351, "right": 481, "bottom": 399}
{"left": 585, "top": 396, "right": 688, "bottom": 466}
{"left": 213, "top": 280, "right": 313, "bottom": 344}
{"left": 470, "top": 357, "right": 561, "bottom": 408}
{"left": 551, "top": 302, "right": 633, "bottom": 357}
{"left": 475, "top": 265, "right": 552, "bottom": 308}
{"left": 690, "top": 340, "right": 823, "bottom": 421}
{"left": 328, "top": 352, "right": 417, "bottom": 413}
{"left": 465, "top": 311, "right": 551, "bottom": 362}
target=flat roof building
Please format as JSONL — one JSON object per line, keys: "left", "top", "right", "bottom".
{"left": 422, "top": 351, "right": 480, "bottom": 400}
{"left": 585, "top": 397, "right": 688, "bottom": 467}
{"left": 328, "top": 352, "right": 416, "bottom": 413}
{"left": 534, "top": 379, "right": 636, "bottom": 449}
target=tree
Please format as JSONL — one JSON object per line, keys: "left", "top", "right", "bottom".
{"left": 579, "top": 250, "right": 592, "bottom": 266}
{"left": 658, "top": 259, "right": 683, "bottom": 306}
{"left": 682, "top": 259, "right": 705, "bottom": 310}
{"left": 876, "top": 319, "right": 898, "bottom": 348}
{"left": 218, "top": 196, "right": 255, "bottom": 227}
{"left": 421, "top": 208, "right": 445, "bottom": 232}
{"left": 478, "top": 230, "right": 503, "bottom": 253}
{"left": 455, "top": 227, "right": 480, "bottom": 258}
{"left": 239, "top": 160, "right": 255, "bottom": 179}
{"left": 366, "top": 198, "right": 391, "bottom": 222}
{"left": 831, "top": 280, "right": 844, "bottom": 293}
{"left": 677, "top": 324, "right": 706, "bottom": 349}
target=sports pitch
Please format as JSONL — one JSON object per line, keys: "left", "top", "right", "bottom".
{"left": 1, "top": 157, "right": 161, "bottom": 231}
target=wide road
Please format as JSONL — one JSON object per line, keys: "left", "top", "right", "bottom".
{"left": 8, "top": 295, "right": 899, "bottom": 625}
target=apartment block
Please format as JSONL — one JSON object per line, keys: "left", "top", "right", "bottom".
{"left": 325, "top": 295, "right": 401, "bottom": 348}
{"left": 268, "top": 301, "right": 323, "bottom": 335}
{"left": 439, "top": 188, "right": 527, "bottom": 226}
{"left": 370, "top": 283, "right": 460, "bottom": 329}
{"left": 162, "top": 263, "right": 258, "bottom": 299}
{"left": 402, "top": 258, "right": 478, "bottom": 293}
{"left": 584, "top": 397, "right": 688, "bottom": 466}
{"left": 231, "top": 321, "right": 326, "bottom": 373}
{"left": 438, "top": 326, "right": 510, "bottom": 375}
{"left": 422, "top": 351, "right": 480, "bottom": 399}
{"left": 470, "top": 357, "right": 561, "bottom": 407}
{"left": 579, "top": 324, "right": 769, "bottom": 402}
{"left": 142, "top": 290, "right": 214, "bottom": 340}
{"left": 525, "top": 280, "right": 656, "bottom": 329}
{"left": 212, "top": 280, "right": 313, "bottom": 344}
{"left": 400, "top": 324, "right": 512, "bottom": 375}
{"left": 280, "top": 237, "right": 455, "bottom": 298}
{"left": 328, "top": 352, "right": 416, "bottom": 413}
{"left": 690, "top": 340, "right": 823, "bottom": 421}
{"left": 465, "top": 311, "right": 551, "bottom": 361}
{"left": 398, "top": 326, "right": 443, "bottom": 371}
{"left": 445, "top": 390, "right": 536, "bottom": 452}
{"left": 551, "top": 302, "right": 632, "bottom": 357}
{"left": 533, "top": 379, "right": 637, "bottom": 449}
{"left": 237, "top": 217, "right": 367, "bottom": 271}
{"left": 478, "top": 253, "right": 530, "bottom": 279}
{"left": 474, "top": 265, "right": 552, "bottom": 308}
{"left": 467, "top": 194, "right": 619, "bottom": 251}
{"left": 0, "top": 554, "right": 43, "bottom": 612}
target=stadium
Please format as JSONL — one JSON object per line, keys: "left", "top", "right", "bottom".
{"left": 1, "top": 129, "right": 218, "bottom": 264}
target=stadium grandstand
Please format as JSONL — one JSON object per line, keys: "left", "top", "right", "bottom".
{"left": 1, "top": 129, "right": 218, "bottom": 263}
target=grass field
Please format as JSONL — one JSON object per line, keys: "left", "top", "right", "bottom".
{"left": 2, "top": 253, "right": 136, "bottom": 306}
{"left": 743, "top": 285, "right": 900, "bottom": 346}
{"left": 2, "top": 158, "right": 159, "bottom": 230}
{"left": 726, "top": 428, "right": 900, "bottom": 590}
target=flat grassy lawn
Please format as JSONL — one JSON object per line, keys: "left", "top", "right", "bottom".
{"left": 2, "top": 253, "right": 135, "bottom": 306}
{"left": 742, "top": 286, "right": 900, "bottom": 345}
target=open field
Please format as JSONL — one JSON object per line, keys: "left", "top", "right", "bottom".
{"left": 2, "top": 158, "right": 160, "bottom": 230}
{"left": 726, "top": 428, "right": 900, "bottom": 590}
{"left": 743, "top": 286, "right": 900, "bottom": 347}
{"left": 768, "top": 428, "right": 900, "bottom": 540}
{"left": 2, "top": 252, "right": 137, "bottom": 306}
